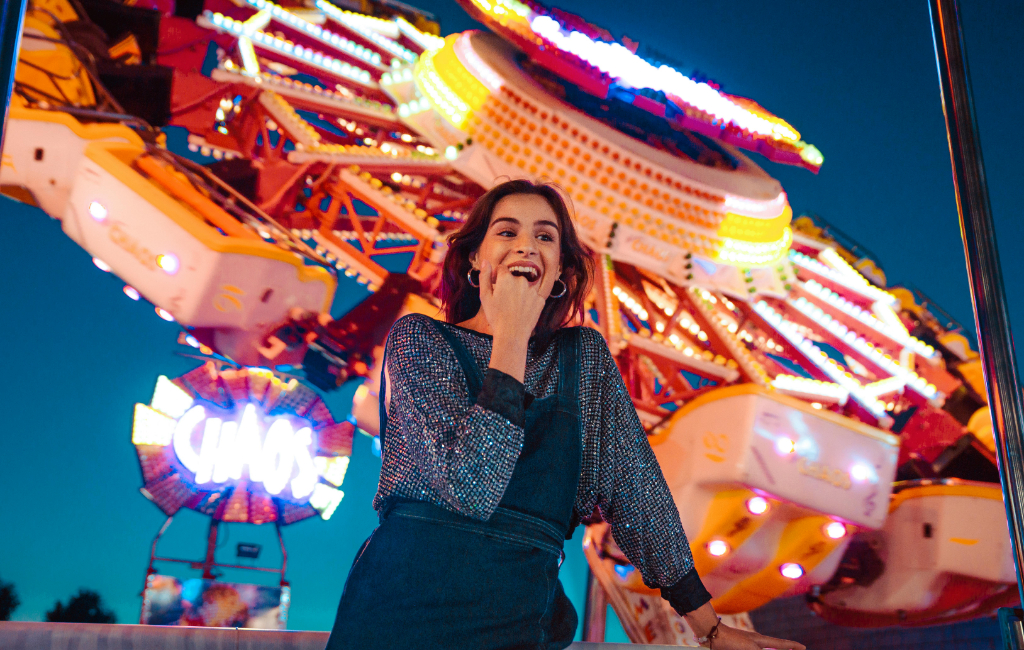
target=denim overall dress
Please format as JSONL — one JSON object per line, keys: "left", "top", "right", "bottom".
{"left": 324, "top": 323, "right": 583, "bottom": 650}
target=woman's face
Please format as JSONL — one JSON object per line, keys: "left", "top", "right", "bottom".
{"left": 469, "top": 193, "right": 562, "bottom": 289}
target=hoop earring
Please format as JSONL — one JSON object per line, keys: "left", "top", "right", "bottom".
{"left": 467, "top": 268, "right": 480, "bottom": 288}
{"left": 549, "top": 278, "right": 567, "bottom": 298}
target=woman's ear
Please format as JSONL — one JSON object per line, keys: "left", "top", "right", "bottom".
{"left": 469, "top": 250, "right": 478, "bottom": 269}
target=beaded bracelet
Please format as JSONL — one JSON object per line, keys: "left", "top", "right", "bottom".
{"left": 696, "top": 616, "right": 722, "bottom": 648}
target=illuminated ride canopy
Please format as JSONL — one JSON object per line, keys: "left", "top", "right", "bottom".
{"left": 0, "top": 0, "right": 1013, "bottom": 638}
{"left": 132, "top": 365, "right": 352, "bottom": 524}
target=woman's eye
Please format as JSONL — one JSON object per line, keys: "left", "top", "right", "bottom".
{"left": 498, "top": 229, "right": 515, "bottom": 237}
{"left": 539, "top": 233, "right": 555, "bottom": 242}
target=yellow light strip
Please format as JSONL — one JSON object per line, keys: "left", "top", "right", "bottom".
{"left": 396, "top": 16, "right": 445, "bottom": 50}
{"left": 716, "top": 205, "right": 792, "bottom": 244}
{"left": 716, "top": 227, "right": 792, "bottom": 266}
{"left": 688, "top": 287, "right": 770, "bottom": 386}
{"left": 151, "top": 375, "right": 195, "bottom": 418}
{"left": 132, "top": 404, "right": 177, "bottom": 446}
{"left": 238, "top": 36, "right": 260, "bottom": 75}
{"left": 412, "top": 39, "right": 485, "bottom": 130}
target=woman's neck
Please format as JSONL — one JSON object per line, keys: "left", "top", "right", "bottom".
{"left": 456, "top": 312, "right": 493, "bottom": 336}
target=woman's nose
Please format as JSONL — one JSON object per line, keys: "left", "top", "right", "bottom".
{"left": 514, "top": 235, "right": 537, "bottom": 254}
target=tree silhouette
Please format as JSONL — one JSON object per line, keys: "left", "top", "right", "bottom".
{"left": 0, "top": 576, "right": 19, "bottom": 621}
{"left": 46, "top": 589, "right": 116, "bottom": 624}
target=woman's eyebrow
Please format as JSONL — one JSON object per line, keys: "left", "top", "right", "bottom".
{"left": 490, "top": 216, "right": 520, "bottom": 228}
{"left": 491, "top": 216, "right": 560, "bottom": 231}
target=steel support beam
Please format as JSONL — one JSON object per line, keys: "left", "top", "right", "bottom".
{"left": 0, "top": 0, "right": 26, "bottom": 155}
{"left": 928, "top": 0, "right": 1024, "bottom": 610}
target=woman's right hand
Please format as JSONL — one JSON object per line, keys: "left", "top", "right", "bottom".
{"left": 478, "top": 259, "right": 559, "bottom": 383}
{"left": 703, "top": 625, "right": 806, "bottom": 650}
{"left": 478, "top": 259, "right": 556, "bottom": 345}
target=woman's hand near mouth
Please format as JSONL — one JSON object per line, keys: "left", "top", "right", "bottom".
{"left": 479, "top": 259, "right": 558, "bottom": 382}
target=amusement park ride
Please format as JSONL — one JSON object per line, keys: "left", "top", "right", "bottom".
{"left": 0, "top": 0, "right": 1015, "bottom": 641}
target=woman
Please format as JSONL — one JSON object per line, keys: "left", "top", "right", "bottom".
{"left": 325, "top": 179, "right": 805, "bottom": 650}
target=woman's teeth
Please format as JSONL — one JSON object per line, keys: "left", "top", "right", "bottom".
{"left": 509, "top": 265, "right": 539, "bottom": 281}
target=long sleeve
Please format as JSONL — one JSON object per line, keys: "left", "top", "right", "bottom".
{"left": 585, "top": 328, "right": 712, "bottom": 615}
{"left": 380, "top": 314, "right": 526, "bottom": 521}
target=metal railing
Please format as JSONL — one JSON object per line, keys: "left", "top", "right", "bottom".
{"left": 0, "top": 622, "right": 675, "bottom": 650}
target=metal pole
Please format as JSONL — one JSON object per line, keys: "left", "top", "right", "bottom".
{"left": 928, "top": 0, "right": 1024, "bottom": 608}
{"left": 275, "top": 522, "right": 289, "bottom": 586}
{"left": 202, "top": 519, "right": 219, "bottom": 579}
{"left": 0, "top": 0, "right": 27, "bottom": 155}
{"left": 139, "top": 516, "right": 175, "bottom": 624}
{"left": 582, "top": 569, "right": 607, "bottom": 642}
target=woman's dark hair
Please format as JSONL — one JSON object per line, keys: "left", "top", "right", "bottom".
{"left": 438, "top": 179, "right": 594, "bottom": 348}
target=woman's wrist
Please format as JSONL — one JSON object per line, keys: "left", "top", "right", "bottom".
{"left": 683, "top": 602, "right": 721, "bottom": 639}
{"left": 489, "top": 332, "right": 529, "bottom": 382}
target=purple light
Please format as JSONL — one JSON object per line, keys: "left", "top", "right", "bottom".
{"left": 824, "top": 522, "right": 847, "bottom": 539}
{"left": 156, "top": 307, "right": 175, "bottom": 322}
{"left": 851, "top": 463, "right": 876, "bottom": 482}
{"left": 707, "top": 540, "right": 729, "bottom": 557}
{"left": 745, "top": 496, "right": 769, "bottom": 515}
{"left": 157, "top": 253, "right": 180, "bottom": 275}
{"left": 780, "top": 563, "right": 804, "bottom": 580}
{"left": 775, "top": 437, "right": 796, "bottom": 455}
{"left": 88, "top": 201, "right": 108, "bottom": 222}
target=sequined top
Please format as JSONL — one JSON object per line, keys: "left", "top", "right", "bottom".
{"left": 374, "top": 313, "right": 712, "bottom": 613}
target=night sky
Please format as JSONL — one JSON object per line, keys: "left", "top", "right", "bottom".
{"left": 1, "top": 0, "right": 1022, "bottom": 641}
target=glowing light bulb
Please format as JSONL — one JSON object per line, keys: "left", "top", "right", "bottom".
{"left": 124, "top": 285, "right": 140, "bottom": 300}
{"left": 157, "top": 253, "right": 180, "bottom": 275}
{"left": 445, "top": 146, "right": 458, "bottom": 160}
{"left": 88, "top": 201, "right": 108, "bottom": 222}
{"left": 824, "top": 522, "right": 847, "bottom": 539}
{"left": 775, "top": 437, "right": 796, "bottom": 455}
{"left": 851, "top": 463, "right": 875, "bottom": 482}
{"left": 92, "top": 257, "right": 111, "bottom": 272}
{"left": 156, "top": 307, "right": 175, "bottom": 322}
{"left": 780, "top": 563, "right": 804, "bottom": 579}
{"left": 745, "top": 496, "right": 769, "bottom": 515}
{"left": 707, "top": 540, "right": 729, "bottom": 557}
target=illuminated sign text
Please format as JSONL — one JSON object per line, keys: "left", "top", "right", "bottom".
{"left": 173, "top": 403, "right": 319, "bottom": 500}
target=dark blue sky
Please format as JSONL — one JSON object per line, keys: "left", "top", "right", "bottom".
{"left": 1, "top": 0, "right": 1021, "bottom": 640}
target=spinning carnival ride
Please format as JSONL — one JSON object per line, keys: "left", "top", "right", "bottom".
{"left": 0, "top": 0, "right": 1015, "bottom": 640}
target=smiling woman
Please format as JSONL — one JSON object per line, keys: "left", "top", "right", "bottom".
{"left": 322, "top": 179, "right": 805, "bottom": 650}
{"left": 438, "top": 179, "right": 595, "bottom": 352}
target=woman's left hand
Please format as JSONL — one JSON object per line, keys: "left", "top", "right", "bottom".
{"left": 702, "top": 623, "right": 806, "bottom": 650}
